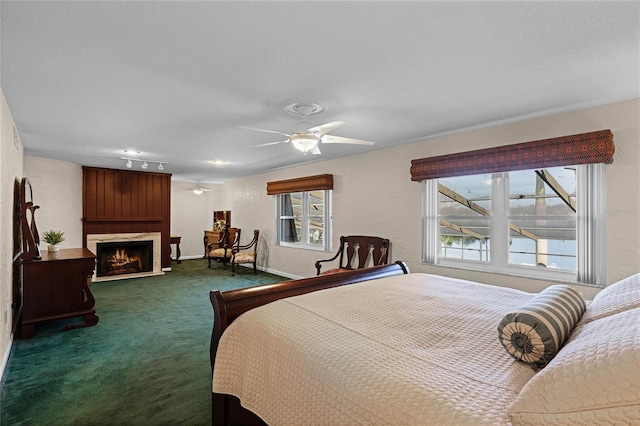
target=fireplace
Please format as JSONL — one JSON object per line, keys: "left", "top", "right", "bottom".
{"left": 86, "top": 232, "right": 164, "bottom": 282}
{"left": 96, "top": 240, "right": 153, "bottom": 277}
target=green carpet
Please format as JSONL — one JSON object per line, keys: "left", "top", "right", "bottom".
{"left": 0, "top": 259, "right": 288, "bottom": 425}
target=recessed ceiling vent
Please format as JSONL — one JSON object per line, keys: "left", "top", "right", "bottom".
{"left": 281, "top": 100, "right": 325, "bottom": 118}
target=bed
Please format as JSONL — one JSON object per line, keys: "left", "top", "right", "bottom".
{"left": 209, "top": 262, "right": 639, "bottom": 425}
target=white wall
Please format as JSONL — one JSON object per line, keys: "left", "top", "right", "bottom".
{"left": 170, "top": 181, "right": 224, "bottom": 259}
{"left": 2, "top": 97, "right": 636, "bottom": 380}
{"left": 14, "top": 163, "right": 235, "bottom": 261}
{"left": 0, "top": 90, "right": 24, "bottom": 374}
{"left": 4, "top": 100, "right": 638, "bottom": 305}
{"left": 23, "top": 157, "right": 83, "bottom": 251}
{"left": 224, "top": 99, "right": 640, "bottom": 298}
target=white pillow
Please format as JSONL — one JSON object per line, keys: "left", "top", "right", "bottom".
{"left": 508, "top": 308, "right": 640, "bottom": 425}
{"left": 581, "top": 273, "right": 640, "bottom": 324}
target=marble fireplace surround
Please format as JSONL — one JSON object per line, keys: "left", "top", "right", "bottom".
{"left": 87, "top": 232, "right": 164, "bottom": 282}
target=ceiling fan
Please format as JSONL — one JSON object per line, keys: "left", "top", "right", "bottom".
{"left": 186, "top": 183, "right": 211, "bottom": 195}
{"left": 244, "top": 103, "right": 375, "bottom": 155}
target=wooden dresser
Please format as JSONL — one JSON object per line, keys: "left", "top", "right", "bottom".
{"left": 21, "top": 248, "right": 98, "bottom": 338}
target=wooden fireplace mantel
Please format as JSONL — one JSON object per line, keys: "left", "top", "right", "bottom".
{"left": 82, "top": 166, "right": 172, "bottom": 269}
{"left": 83, "top": 216, "right": 163, "bottom": 223}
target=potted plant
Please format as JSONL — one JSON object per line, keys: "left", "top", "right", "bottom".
{"left": 42, "top": 229, "right": 65, "bottom": 252}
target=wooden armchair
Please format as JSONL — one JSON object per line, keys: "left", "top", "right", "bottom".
{"left": 315, "top": 235, "right": 390, "bottom": 275}
{"left": 207, "top": 227, "right": 241, "bottom": 268}
{"left": 231, "top": 230, "right": 259, "bottom": 276}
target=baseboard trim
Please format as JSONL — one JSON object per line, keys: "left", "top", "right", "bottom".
{"left": 168, "top": 256, "right": 304, "bottom": 280}
{"left": 173, "top": 255, "right": 203, "bottom": 261}
{"left": 0, "top": 334, "right": 13, "bottom": 383}
{"left": 255, "top": 265, "right": 302, "bottom": 280}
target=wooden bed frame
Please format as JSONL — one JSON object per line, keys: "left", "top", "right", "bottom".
{"left": 209, "top": 261, "right": 410, "bottom": 426}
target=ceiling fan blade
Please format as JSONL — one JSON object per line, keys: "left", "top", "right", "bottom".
{"left": 321, "top": 135, "right": 375, "bottom": 145}
{"left": 307, "top": 120, "right": 345, "bottom": 136}
{"left": 310, "top": 145, "right": 322, "bottom": 155}
{"left": 240, "top": 125, "right": 291, "bottom": 137}
{"left": 250, "top": 140, "right": 290, "bottom": 148}
{"left": 188, "top": 186, "right": 211, "bottom": 193}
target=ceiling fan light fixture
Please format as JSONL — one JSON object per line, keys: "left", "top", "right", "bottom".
{"left": 290, "top": 133, "right": 320, "bottom": 153}
{"left": 245, "top": 101, "right": 374, "bottom": 155}
{"left": 193, "top": 187, "right": 204, "bottom": 195}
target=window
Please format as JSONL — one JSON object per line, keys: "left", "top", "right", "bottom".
{"left": 423, "top": 164, "right": 606, "bottom": 285}
{"left": 277, "top": 190, "right": 331, "bottom": 251}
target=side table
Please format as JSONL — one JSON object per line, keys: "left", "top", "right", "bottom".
{"left": 170, "top": 235, "right": 182, "bottom": 264}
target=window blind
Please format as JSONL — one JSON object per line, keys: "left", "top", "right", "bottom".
{"left": 266, "top": 174, "right": 333, "bottom": 195}
{"left": 410, "top": 129, "right": 614, "bottom": 181}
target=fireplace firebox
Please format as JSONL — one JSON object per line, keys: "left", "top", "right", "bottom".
{"left": 96, "top": 240, "right": 153, "bottom": 277}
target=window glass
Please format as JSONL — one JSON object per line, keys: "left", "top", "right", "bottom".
{"left": 507, "top": 167, "right": 576, "bottom": 270}
{"left": 438, "top": 174, "right": 491, "bottom": 263}
{"left": 279, "top": 193, "right": 301, "bottom": 243}
{"left": 424, "top": 164, "right": 604, "bottom": 284}
{"left": 509, "top": 168, "right": 576, "bottom": 216}
{"left": 277, "top": 190, "right": 331, "bottom": 251}
{"left": 307, "top": 191, "right": 325, "bottom": 247}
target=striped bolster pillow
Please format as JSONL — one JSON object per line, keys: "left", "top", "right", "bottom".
{"left": 498, "top": 285, "right": 586, "bottom": 370}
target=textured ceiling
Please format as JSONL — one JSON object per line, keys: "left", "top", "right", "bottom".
{"left": 2, "top": 1, "right": 638, "bottom": 183}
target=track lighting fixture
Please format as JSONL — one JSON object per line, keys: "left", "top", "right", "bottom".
{"left": 120, "top": 157, "right": 167, "bottom": 171}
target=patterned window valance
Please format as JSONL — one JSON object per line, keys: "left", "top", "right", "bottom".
{"left": 266, "top": 174, "right": 334, "bottom": 195}
{"left": 410, "top": 129, "right": 614, "bottom": 181}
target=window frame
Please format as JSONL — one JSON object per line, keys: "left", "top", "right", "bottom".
{"left": 422, "top": 164, "right": 606, "bottom": 286}
{"left": 276, "top": 189, "right": 332, "bottom": 252}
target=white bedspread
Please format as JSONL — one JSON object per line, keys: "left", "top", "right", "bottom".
{"left": 213, "top": 273, "right": 538, "bottom": 425}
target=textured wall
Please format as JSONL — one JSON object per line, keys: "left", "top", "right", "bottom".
{"left": 5, "top": 99, "right": 638, "bottom": 313}
{"left": 0, "top": 91, "right": 24, "bottom": 373}
{"left": 223, "top": 99, "right": 640, "bottom": 298}
{"left": 20, "top": 164, "right": 223, "bottom": 264}
{"left": 23, "top": 157, "right": 83, "bottom": 251}
{"left": 170, "top": 181, "right": 223, "bottom": 259}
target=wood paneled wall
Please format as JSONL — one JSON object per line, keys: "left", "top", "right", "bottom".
{"left": 82, "top": 167, "right": 172, "bottom": 268}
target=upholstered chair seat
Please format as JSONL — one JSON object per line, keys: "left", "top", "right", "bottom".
{"left": 231, "top": 230, "right": 259, "bottom": 276}
{"left": 232, "top": 252, "right": 255, "bottom": 263}
{"left": 207, "top": 227, "right": 241, "bottom": 268}
{"left": 208, "top": 247, "right": 227, "bottom": 257}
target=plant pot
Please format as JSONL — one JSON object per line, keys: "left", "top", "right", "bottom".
{"left": 48, "top": 244, "right": 60, "bottom": 252}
